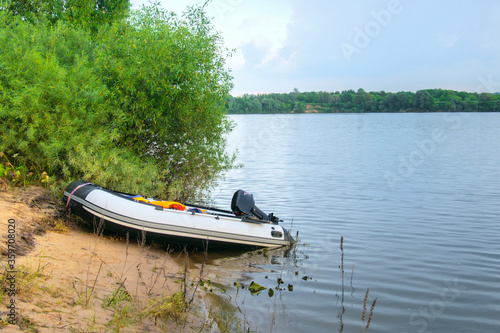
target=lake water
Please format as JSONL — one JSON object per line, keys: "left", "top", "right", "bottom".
{"left": 201, "top": 112, "right": 500, "bottom": 333}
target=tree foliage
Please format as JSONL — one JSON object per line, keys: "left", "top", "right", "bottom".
{"left": 4, "top": 0, "right": 130, "bottom": 30}
{"left": 227, "top": 89, "right": 500, "bottom": 114}
{"left": 0, "top": 2, "right": 234, "bottom": 200}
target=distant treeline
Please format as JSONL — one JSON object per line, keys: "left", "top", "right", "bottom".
{"left": 227, "top": 88, "right": 500, "bottom": 114}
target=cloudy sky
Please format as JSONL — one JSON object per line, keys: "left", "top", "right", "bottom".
{"left": 131, "top": 0, "right": 500, "bottom": 96}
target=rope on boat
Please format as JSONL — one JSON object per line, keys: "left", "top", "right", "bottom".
{"left": 66, "top": 182, "right": 93, "bottom": 214}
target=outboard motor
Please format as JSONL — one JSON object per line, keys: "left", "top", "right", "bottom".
{"left": 231, "top": 190, "right": 280, "bottom": 223}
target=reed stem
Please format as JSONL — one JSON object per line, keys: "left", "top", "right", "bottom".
{"left": 366, "top": 298, "right": 377, "bottom": 332}
{"left": 340, "top": 236, "right": 344, "bottom": 303}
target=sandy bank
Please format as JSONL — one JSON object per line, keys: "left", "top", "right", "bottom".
{"left": 0, "top": 179, "right": 207, "bottom": 332}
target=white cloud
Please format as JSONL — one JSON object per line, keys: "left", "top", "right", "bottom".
{"left": 211, "top": 1, "right": 294, "bottom": 70}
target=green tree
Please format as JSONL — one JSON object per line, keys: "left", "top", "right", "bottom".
{"left": 294, "top": 101, "right": 306, "bottom": 113}
{"left": 414, "top": 90, "right": 434, "bottom": 111}
{"left": 353, "top": 89, "right": 366, "bottom": 107}
{"left": 340, "top": 90, "right": 354, "bottom": 103}
{"left": 65, "top": 0, "right": 130, "bottom": 32}
{"left": 248, "top": 98, "right": 262, "bottom": 113}
{"left": 4, "top": 0, "right": 129, "bottom": 31}
{"left": 478, "top": 92, "right": 493, "bottom": 111}
{"left": 93, "top": 4, "right": 235, "bottom": 199}
{"left": 0, "top": 3, "right": 235, "bottom": 200}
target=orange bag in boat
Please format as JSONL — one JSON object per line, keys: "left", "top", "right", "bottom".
{"left": 132, "top": 196, "right": 186, "bottom": 211}
{"left": 149, "top": 200, "right": 186, "bottom": 211}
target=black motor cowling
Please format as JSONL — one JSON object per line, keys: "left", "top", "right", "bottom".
{"left": 231, "top": 190, "right": 280, "bottom": 223}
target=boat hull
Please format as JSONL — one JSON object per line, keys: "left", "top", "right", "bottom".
{"left": 63, "top": 180, "right": 291, "bottom": 249}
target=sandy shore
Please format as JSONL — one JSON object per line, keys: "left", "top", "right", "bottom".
{"left": 0, "top": 179, "right": 207, "bottom": 332}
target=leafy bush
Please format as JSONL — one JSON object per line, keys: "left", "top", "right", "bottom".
{"left": 0, "top": 3, "right": 234, "bottom": 200}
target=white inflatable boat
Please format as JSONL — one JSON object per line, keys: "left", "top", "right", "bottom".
{"left": 63, "top": 180, "right": 292, "bottom": 249}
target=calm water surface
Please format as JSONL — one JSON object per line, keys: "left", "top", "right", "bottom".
{"left": 203, "top": 113, "right": 500, "bottom": 333}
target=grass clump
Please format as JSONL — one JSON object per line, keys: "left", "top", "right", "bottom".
{"left": 142, "top": 291, "right": 187, "bottom": 324}
{"left": 51, "top": 219, "right": 69, "bottom": 233}
{"left": 0, "top": 258, "right": 49, "bottom": 301}
{"left": 102, "top": 289, "right": 135, "bottom": 333}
